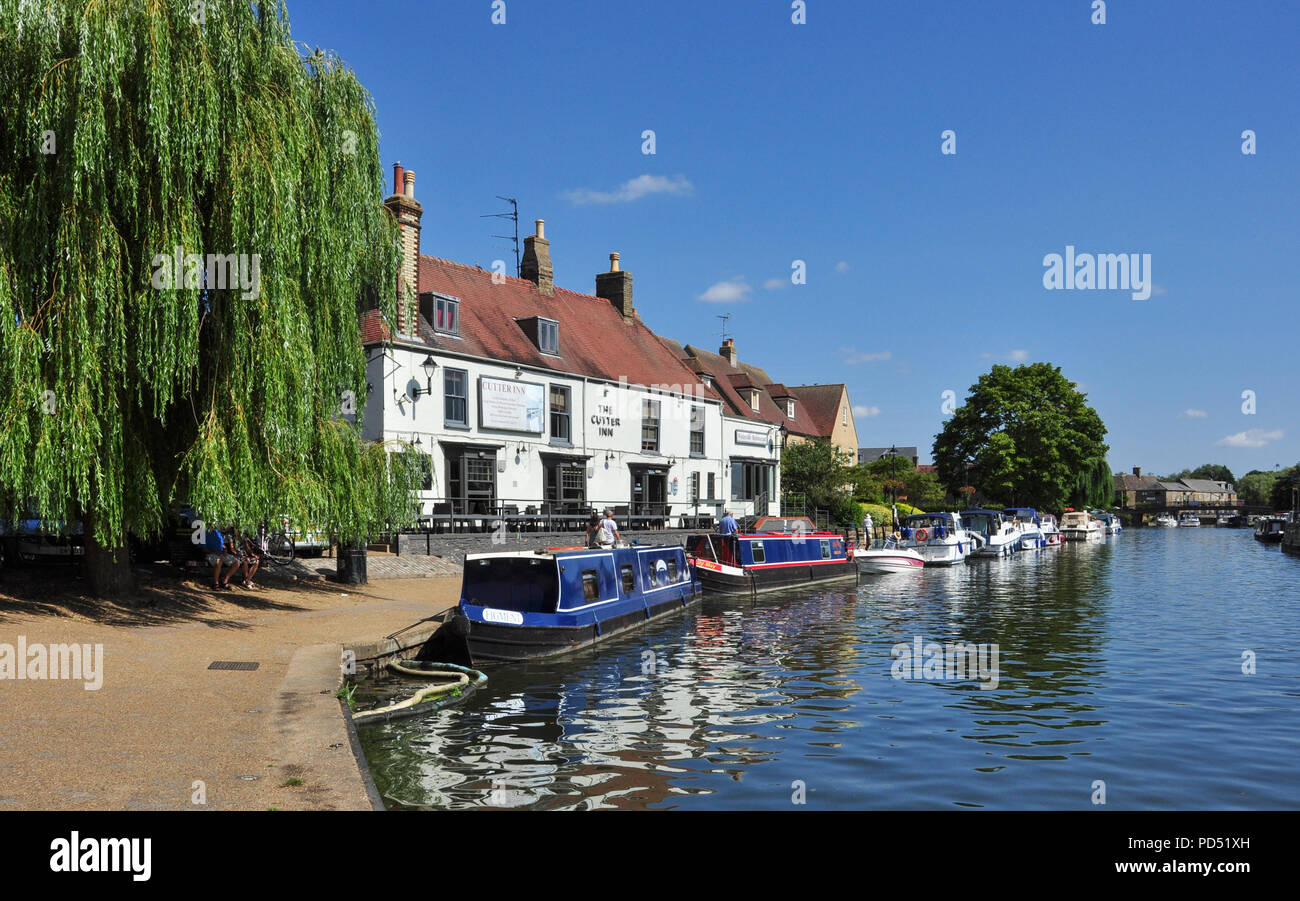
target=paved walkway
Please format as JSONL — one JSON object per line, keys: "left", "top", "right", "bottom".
{"left": 0, "top": 567, "right": 459, "bottom": 810}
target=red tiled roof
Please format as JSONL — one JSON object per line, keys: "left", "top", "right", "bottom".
{"left": 362, "top": 257, "right": 716, "bottom": 400}
{"left": 786, "top": 384, "right": 848, "bottom": 439}
{"left": 662, "top": 340, "right": 820, "bottom": 436}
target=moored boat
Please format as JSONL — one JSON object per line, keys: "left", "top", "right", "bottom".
{"left": 1004, "top": 507, "right": 1047, "bottom": 550}
{"left": 896, "top": 512, "right": 975, "bottom": 565}
{"left": 1154, "top": 513, "right": 1179, "bottom": 528}
{"left": 1060, "top": 510, "right": 1103, "bottom": 541}
{"left": 416, "top": 544, "right": 701, "bottom": 664}
{"left": 962, "top": 509, "right": 1020, "bottom": 557}
{"left": 685, "top": 516, "right": 855, "bottom": 595}
{"left": 1093, "top": 511, "right": 1122, "bottom": 535}
{"left": 854, "top": 538, "right": 925, "bottom": 574}
{"left": 1254, "top": 515, "right": 1287, "bottom": 543}
{"left": 1177, "top": 511, "right": 1201, "bottom": 527}
{"left": 1039, "top": 513, "right": 1064, "bottom": 546}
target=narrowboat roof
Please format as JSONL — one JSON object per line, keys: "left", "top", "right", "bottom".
{"left": 749, "top": 515, "right": 818, "bottom": 533}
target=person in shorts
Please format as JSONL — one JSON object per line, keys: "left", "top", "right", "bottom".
{"left": 204, "top": 525, "right": 242, "bottom": 589}
{"left": 598, "top": 509, "right": 621, "bottom": 548}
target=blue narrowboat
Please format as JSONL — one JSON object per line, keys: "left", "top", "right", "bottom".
{"left": 416, "top": 545, "right": 701, "bottom": 664}
{"left": 684, "top": 516, "right": 856, "bottom": 595}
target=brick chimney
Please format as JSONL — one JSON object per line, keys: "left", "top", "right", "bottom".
{"left": 720, "top": 337, "right": 738, "bottom": 367}
{"left": 384, "top": 161, "right": 423, "bottom": 335}
{"left": 596, "top": 252, "right": 634, "bottom": 323}
{"left": 521, "top": 219, "right": 554, "bottom": 295}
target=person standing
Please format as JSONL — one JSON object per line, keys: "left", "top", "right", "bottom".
{"left": 598, "top": 508, "right": 621, "bottom": 548}
{"left": 584, "top": 512, "right": 602, "bottom": 548}
{"left": 719, "top": 510, "right": 738, "bottom": 535}
{"left": 863, "top": 512, "right": 874, "bottom": 542}
{"left": 891, "top": 503, "right": 900, "bottom": 532}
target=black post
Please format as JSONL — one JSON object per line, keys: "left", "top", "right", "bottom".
{"left": 336, "top": 544, "right": 368, "bottom": 584}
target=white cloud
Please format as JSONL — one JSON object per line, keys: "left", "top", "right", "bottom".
{"left": 564, "top": 174, "right": 694, "bottom": 205}
{"left": 1216, "top": 428, "right": 1283, "bottom": 448}
{"left": 853, "top": 405, "right": 881, "bottom": 418}
{"left": 981, "top": 349, "right": 1030, "bottom": 362}
{"left": 762, "top": 278, "right": 786, "bottom": 290}
{"left": 697, "top": 277, "right": 752, "bottom": 303}
{"left": 841, "top": 347, "right": 891, "bottom": 364}
{"left": 1181, "top": 409, "right": 1208, "bottom": 419}
{"left": 835, "top": 261, "right": 851, "bottom": 273}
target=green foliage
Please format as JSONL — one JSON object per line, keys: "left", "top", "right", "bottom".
{"left": 932, "top": 363, "right": 1108, "bottom": 510}
{"left": 1237, "top": 470, "right": 1277, "bottom": 506}
{"left": 1069, "top": 456, "right": 1114, "bottom": 509}
{"left": 1161, "top": 464, "right": 1236, "bottom": 484}
{"left": 0, "top": 1, "right": 410, "bottom": 577}
{"left": 847, "top": 464, "right": 883, "bottom": 504}
{"left": 780, "top": 439, "right": 854, "bottom": 512}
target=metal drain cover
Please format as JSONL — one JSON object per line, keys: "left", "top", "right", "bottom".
{"left": 208, "top": 661, "right": 260, "bottom": 671}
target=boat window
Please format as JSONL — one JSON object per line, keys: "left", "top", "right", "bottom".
{"left": 462, "top": 557, "right": 559, "bottom": 614}
{"left": 821, "top": 539, "right": 831, "bottom": 559}
{"left": 667, "top": 558, "right": 679, "bottom": 580}
{"left": 620, "top": 564, "right": 635, "bottom": 594}
{"left": 581, "top": 570, "right": 600, "bottom": 602}
{"left": 751, "top": 541, "right": 766, "bottom": 563}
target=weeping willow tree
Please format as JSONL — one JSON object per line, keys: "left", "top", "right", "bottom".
{"left": 0, "top": 0, "right": 421, "bottom": 596}
{"left": 1069, "top": 456, "right": 1114, "bottom": 509}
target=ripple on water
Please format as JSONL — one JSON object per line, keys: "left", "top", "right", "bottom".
{"left": 356, "top": 528, "right": 1300, "bottom": 809}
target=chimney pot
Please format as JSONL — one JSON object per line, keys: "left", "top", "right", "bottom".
{"left": 404, "top": 169, "right": 415, "bottom": 198}
{"left": 535, "top": 219, "right": 545, "bottom": 240}
{"left": 609, "top": 252, "right": 620, "bottom": 272}
{"left": 393, "top": 162, "right": 404, "bottom": 196}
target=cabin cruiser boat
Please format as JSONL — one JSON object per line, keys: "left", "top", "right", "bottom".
{"left": 1177, "top": 511, "right": 1201, "bottom": 527}
{"left": 1254, "top": 515, "right": 1287, "bottom": 543}
{"left": 416, "top": 545, "right": 700, "bottom": 664}
{"left": 1154, "top": 513, "right": 1179, "bottom": 528}
{"left": 896, "top": 512, "right": 975, "bottom": 565}
{"left": 1092, "top": 511, "right": 1122, "bottom": 535}
{"left": 685, "top": 516, "right": 856, "bottom": 595}
{"left": 854, "top": 538, "right": 925, "bottom": 574}
{"left": 962, "top": 509, "right": 1021, "bottom": 557}
{"left": 1003, "top": 507, "right": 1047, "bottom": 550}
{"left": 1060, "top": 510, "right": 1103, "bottom": 541}
{"left": 1038, "top": 513, "right": 1063, "bottom": 546}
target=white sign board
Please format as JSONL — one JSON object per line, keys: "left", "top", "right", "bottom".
{"left": 479, "top": 377, "right": 545, "bottom": 433}
{"left": 735, "top": 428, "right": 768, "bottom": 447}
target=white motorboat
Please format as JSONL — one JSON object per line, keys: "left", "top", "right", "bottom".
{"left": 1177, "top": 512, "right": 1201, "bottom": 527}
{"left": 854, "top": 538, "right": 925, "bottom": 574}
{"left": 1039, "top": 513, "right": 1063, "bottom": 547}
{"left": 897, "top": 512, "right": 975, "bottom": 566}
{"left": 962, "top": 509, "right": 1021, "bottom": 557}
{"left": 1060, "top": 510, "right": 1103, "bottom": 541}
{"left": 1004, "top": 507, "right": 1047, "bottom": 550}
{"left": 1154, "top": 513, "right": 1179, "bottom": 528}
{"left": 1093, "top": 511, "right": 1122, "bottom": 535}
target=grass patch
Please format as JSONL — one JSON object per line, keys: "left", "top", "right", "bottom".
{"left": 280, "top": 777, "right": 305, "bottom": 788}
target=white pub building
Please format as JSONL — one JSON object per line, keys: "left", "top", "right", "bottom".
{"left": 360, "top": 165, "right": 782, "bottom": 529}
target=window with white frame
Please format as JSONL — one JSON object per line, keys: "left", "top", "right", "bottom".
{"left": 690, "top": 405, "right": 705, "bottom": 455}
{"left": 550, "top": 384, "right": 571, "bottom": 443}
{"left": 444, "top": 368, "right": 468, "bottom": 426}
{"left": 641, "top": 398, "right": 661, "bottom": 452}
{"left": 787, "top": 399, "right": 795, "bottom": 419}
{"left": 539, "top": 318, "right": 559, "bottom": 355}
{"left": 433, "top": 296, "right": 459, "bottom": 335}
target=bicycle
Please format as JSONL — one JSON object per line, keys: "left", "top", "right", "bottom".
{"left": 257, "top": 517, "right": 296, "bottom": 566}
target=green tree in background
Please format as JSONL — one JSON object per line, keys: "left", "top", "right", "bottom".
{"left": 932, "top": 364, "right": 1108, "bottom": 511}
{"left": 1069, "top": 456, "right": 1114, "bottom": 509}
{"left": 781, "top": 439, "right": 853, "bottom": 514}
{"left": 1237, "top": 470, "right": 1278, "bottom": 506}
{"left": 1161, "top": 464, "right": 1236, "bottom": 484}
{"left": 0, "top": 1, "right": 419, "bottom": 596}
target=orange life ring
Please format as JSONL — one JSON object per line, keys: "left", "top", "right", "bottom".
{"left": 915, "top": 528, "right": 929, "bottom": 542}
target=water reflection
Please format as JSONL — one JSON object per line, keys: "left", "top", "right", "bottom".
{"left": 358, "top": 529, "right": 1300, "bottom": 809}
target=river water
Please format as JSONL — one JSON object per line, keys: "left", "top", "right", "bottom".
{"left": 355, "top": 527, "right": 1300, "bottom": 809}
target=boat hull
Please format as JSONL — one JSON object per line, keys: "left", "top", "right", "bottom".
{"left": 425, "top": 589, "right": 702, "bottom": 664}
{"left": 1062, "top": 529, "right": 1103, "bottom": 542}
{"left": 855, "top": 552, "right": 925, "bottom": 574}
{"left": 692, "top": 558, "right": 858, "bottom": 595}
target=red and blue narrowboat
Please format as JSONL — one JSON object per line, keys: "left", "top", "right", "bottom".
{"left": 416, "top": 545, "right": 701, "bottom": 665}
{"left": 684, "top": 516, "right": 856, "bottom": 596}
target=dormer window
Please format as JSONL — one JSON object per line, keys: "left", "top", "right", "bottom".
{"left": 750, "top": 390, "right": 760, "bottom": 412}
{"left": 538, "top": 318, "right": 559, "bottom": 355}
{"left": 786, "top": 399, "right": 795, "bottom": 420}
{"left": 434, "top": 295, "right": 459, "bottom": 335}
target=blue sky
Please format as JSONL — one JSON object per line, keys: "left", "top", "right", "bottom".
{"left": 292, "top": 0, "right": 1298, "bottom": 478}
